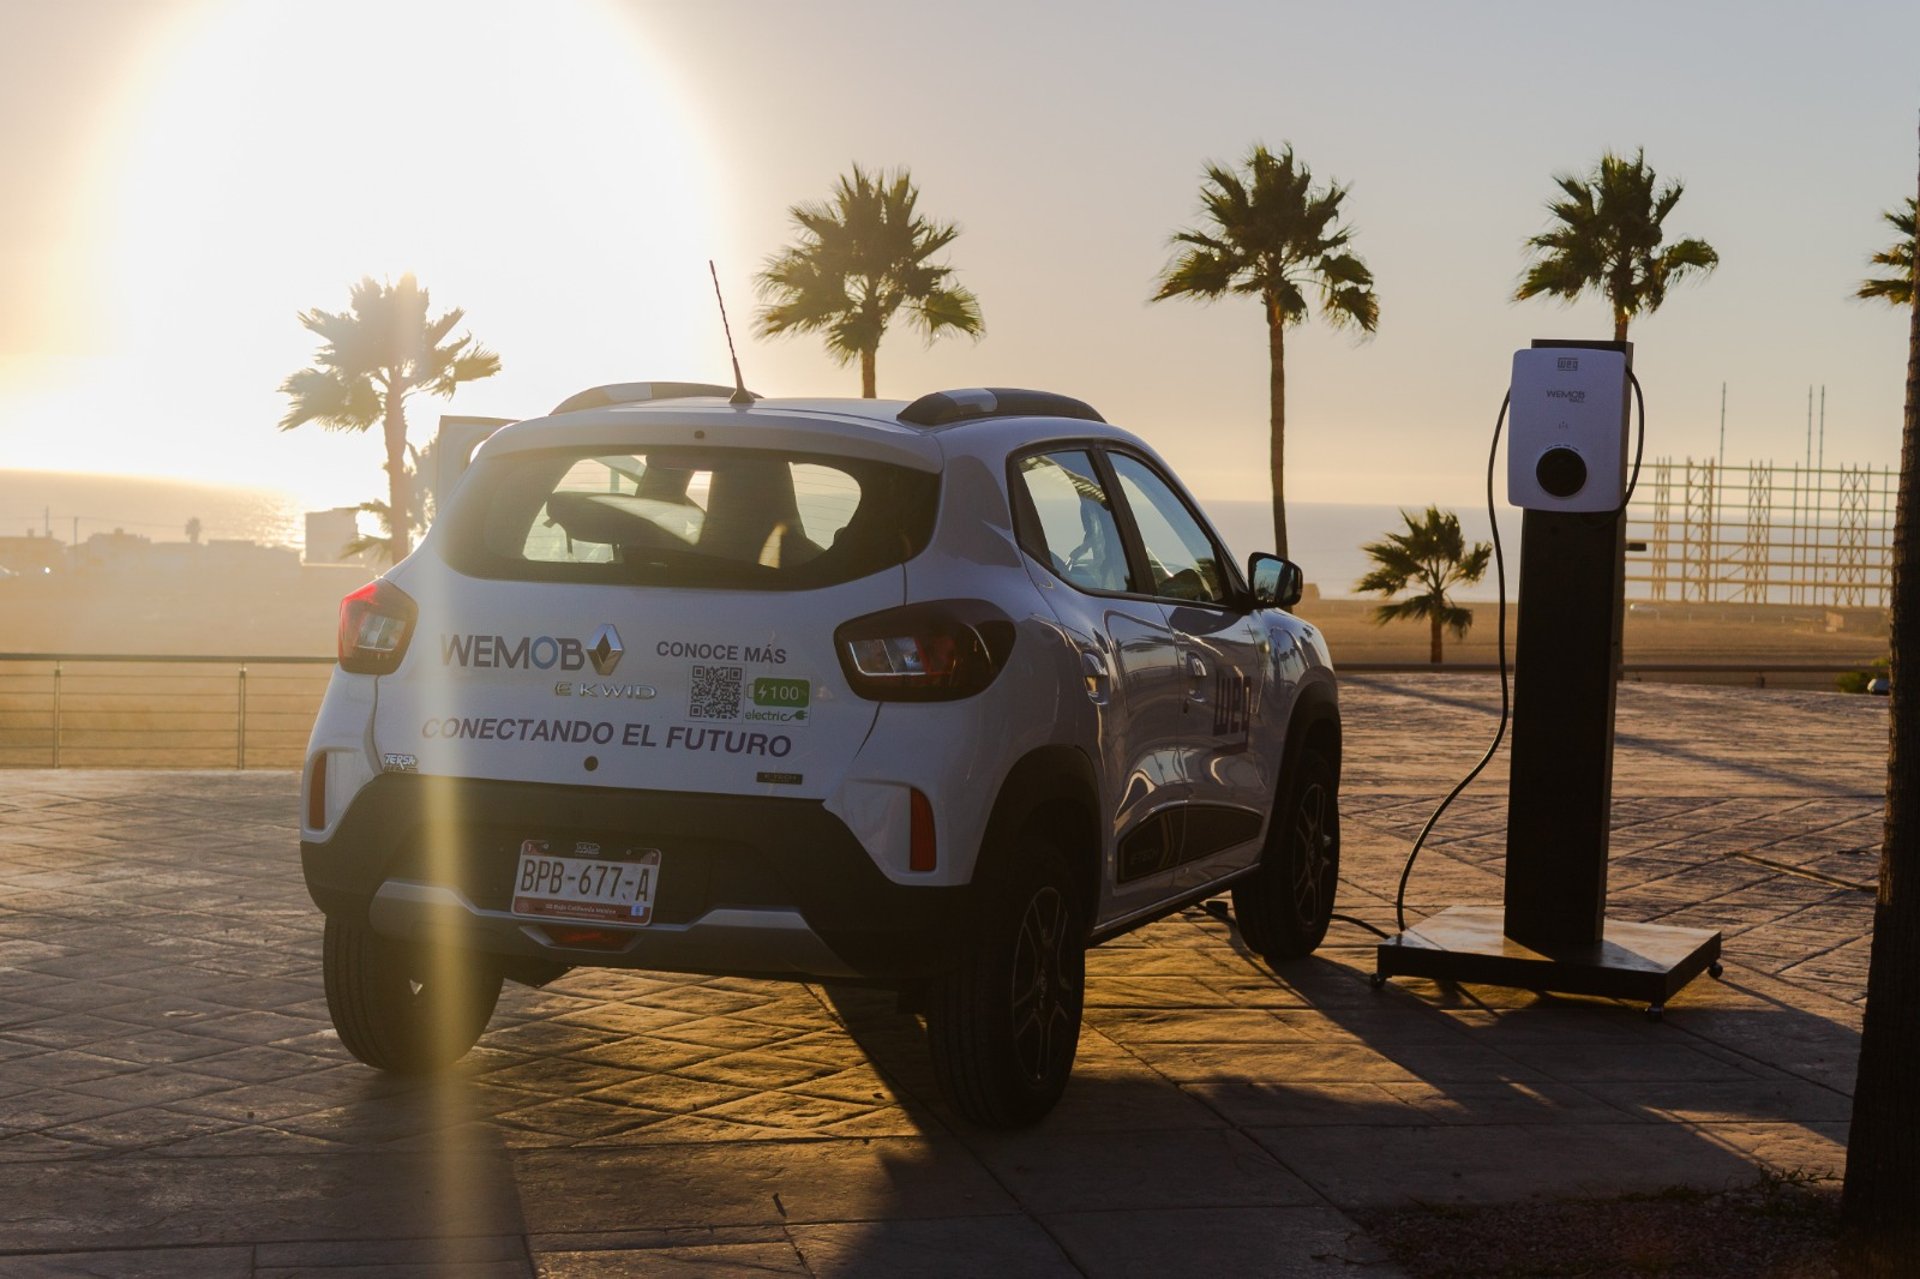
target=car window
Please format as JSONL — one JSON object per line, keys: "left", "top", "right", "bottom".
{"left": 1013, "top": 450, "right": 1133, "bottom": 593}
{"left": 444, "top": 446, "right": 937, "bottom": 589}
{"left": 1108, "top": 453, "right": 1230, "bottom": 605}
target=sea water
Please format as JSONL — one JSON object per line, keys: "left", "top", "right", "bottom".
{"left": 0, "top": 470, "right": 304, "bottom": 550}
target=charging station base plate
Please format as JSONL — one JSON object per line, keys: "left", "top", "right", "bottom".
{"left": 1374, "top": 906, "right": 1722, "bottom": 1008}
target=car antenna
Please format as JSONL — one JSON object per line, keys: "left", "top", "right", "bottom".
{"left": 708, "top": 260, "right": 755, "bottom": 406}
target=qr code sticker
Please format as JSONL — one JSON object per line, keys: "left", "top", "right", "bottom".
{"left": 689, "top": 665, "right": 744, "bottom": 720}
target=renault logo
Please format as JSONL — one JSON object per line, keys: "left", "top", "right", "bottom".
{"left": 586, "top": 624, "right": 624, "bottom": 676}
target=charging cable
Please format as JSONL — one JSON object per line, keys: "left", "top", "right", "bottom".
{"left": 1388, "top": 392, "right": 1513, "bottom": 930}
{"left": 1625, "top": 372, "right": 1647, "bottom": 502}
{"left": 1382, "top": 368, "right": 1646, "bottom": 934}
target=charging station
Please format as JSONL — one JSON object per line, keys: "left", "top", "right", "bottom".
{"left": 1372, "top": 339, "right": 1723, "bottom": 1018}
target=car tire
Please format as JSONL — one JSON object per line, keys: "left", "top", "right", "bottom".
{"left": 926, "top": 835, "right": 1085, "bottom": 1128}
{"left": 1233, "top": 745, "right": 1339, "bottom": 962}
{"left": 323, "top": 915, "right": 502, "bottom": 1074}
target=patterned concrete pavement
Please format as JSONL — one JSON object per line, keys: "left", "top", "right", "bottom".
{"left": 0, "top": 676, "right": 1883, "bottom": 1276}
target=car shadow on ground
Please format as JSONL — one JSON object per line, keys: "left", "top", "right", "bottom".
{"left": 820, "top": 908, "right": 1856, "bottom": 1218}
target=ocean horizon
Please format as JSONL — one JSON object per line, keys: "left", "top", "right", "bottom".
{"left": 0, "top": 469, "right": 1505, "bottom": 601}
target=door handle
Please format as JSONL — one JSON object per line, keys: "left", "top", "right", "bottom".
{"left": 1185, "top": 652, "right": 1208, "bottom": 679}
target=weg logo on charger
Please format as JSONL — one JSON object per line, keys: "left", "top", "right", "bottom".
{"left": 744, "top": 677, "right": 811, "bottom": 725}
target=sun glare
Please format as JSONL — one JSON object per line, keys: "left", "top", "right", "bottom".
{"left": 24, "top": 0, "right": 725, "bottom": 510}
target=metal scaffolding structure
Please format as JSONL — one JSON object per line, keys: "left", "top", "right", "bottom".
{"left": 1626, "top": 458, "right": 1894, "bottom": 607}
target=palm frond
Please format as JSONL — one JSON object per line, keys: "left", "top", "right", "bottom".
{"left": 910, "top": 284, "right": 984, "bottom": 341}
{"left": 1514, "top": 149, "right": 1716, "bottom": 327}
{"left": 754, "top": 163, "right": 983, "bottom": 378}
{"left": 1355, "top": 506, "right": 1491, "bottom": 632}
{"left": 1153, "top": 246, "right": 1240, "bottom": 301}
{"left": 1151, "top": 141, "right": 1377, "bottom": 331}
{"left": 1857, "top": 197, "right": 1917, "bottom": 307}
{"left": 277, "top": 365, "right": 380, "bottom": 432}
{"left": 1372, "top": 595, "right": 1437, "bottom": 625}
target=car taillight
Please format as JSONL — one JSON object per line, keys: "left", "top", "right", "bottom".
{"left": 833, "top": 601, "right": 1015, "bottom": 701}
{"left": 337, "top": 579, "right": 418, "bottom": 675}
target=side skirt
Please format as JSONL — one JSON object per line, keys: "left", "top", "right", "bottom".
{"left": 1087, "top": 864, "right": 1261, "bottom": 948}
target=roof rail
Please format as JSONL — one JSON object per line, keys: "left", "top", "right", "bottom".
{"left": 897, "top": 387, "right": 1106, "bottom": 428}
{"left": 550, "top": 381, "right": 758, "bottom": 415}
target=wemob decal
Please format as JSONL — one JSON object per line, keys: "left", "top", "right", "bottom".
{"left": 441, "top": 633, "right": 586, "bottom": 671}
{"left": 420, "top": 716, "right": 792, "bottom": 757}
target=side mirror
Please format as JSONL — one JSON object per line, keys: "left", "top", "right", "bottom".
{"left": 1248, "top": 553, "right": 1303, "bottom": 610}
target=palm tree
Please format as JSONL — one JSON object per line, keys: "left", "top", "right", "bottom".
{"left": 1842, "top": 144, "right": 1920, "bottom": 1275}
{"left": 755, "top": 164, "right": 983, "bottom": 398}
{"left": 1857, "top": 197, "right": 1917, "bottom": 307}
{"left": 1153, "top": 143, "right": 1378, "bottom": 560}
{"left": 1355, "top": 506, "right": 1491, "bottom": 665}
{"left": 279, "top": 275, "right": 500, "bottom": 564}
{"left": 341, "top": 441, "right": 439, "bottom": 564}
{"left": 1515, "top": 149, "right": 1719, "bottom": 342}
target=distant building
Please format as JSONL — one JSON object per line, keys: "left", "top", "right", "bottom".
{"left": 74, "top": 528, "right": 152, "bottom": 574}
{"left": 0, "top": 531, "right": 66, "bottom": 576}
{"left": 304, "top": 508, "right": 364, "bottom": 565}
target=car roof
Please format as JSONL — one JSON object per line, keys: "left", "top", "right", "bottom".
{"left": 475, "top": 394, "right": 1148, "bottom": 473}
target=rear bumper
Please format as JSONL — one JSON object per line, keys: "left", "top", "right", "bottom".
{"left": 301, "top": 773, "right": 968, "bottom": 981}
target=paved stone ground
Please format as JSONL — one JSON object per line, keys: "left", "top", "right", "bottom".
{"left": 0, "top": 676, "right": 1883, "bottom": 1277}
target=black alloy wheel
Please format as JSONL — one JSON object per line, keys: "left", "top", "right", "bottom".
{"left": 927, "top": 835, "right": 1086, "bottom": 1128}
{"left": 1009, "top": 878, "right": 1079, "bottom": 1089}
{"left": 1233, "top": 746, "right": 1340, "bottom": 962}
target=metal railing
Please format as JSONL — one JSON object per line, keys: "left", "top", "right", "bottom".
{"left": 0, "top": 654, "right": 334, "bottom": 769}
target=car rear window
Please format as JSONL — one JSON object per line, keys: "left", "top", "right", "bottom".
{"left": 442, "top": 445, "right": 939, "bottom": 589}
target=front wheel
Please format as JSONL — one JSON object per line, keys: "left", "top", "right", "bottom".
{"left": 1233, "top": 746, "right": 1340, "bottom": 962}
{"left": 323, "top": 916, "right": 502, "bottom": 1074}
{"left": 926, "top": 836, "right": 1086, "bottom": 1128}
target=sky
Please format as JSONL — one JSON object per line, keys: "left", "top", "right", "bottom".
{"left": 1, "top": 0, "right": 1916, "bottom": 521}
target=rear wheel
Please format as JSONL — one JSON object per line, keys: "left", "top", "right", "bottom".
{"left": 927, "top": 836, "right": 1085, "bottom": 1128}
{"left": 323, "top": 916, "right": 502, "bottom": 1074}
{"left": 1234, "top": 746, "right": 1339, "bottom": 962}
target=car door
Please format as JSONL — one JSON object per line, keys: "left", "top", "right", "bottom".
{"left": 1007, "top": 448, "right": 1190, "bottom": 925}
{"left": 1103, "top": 450, "right": 1273, "bottom": 890}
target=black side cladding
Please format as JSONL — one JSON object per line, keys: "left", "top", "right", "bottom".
{"left": 899, "top": 387, "right": 1106, "bottom": 428}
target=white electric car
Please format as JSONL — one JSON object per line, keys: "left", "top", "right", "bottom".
{"left": 301, "top": 382, "right": 1341, "bottom": 1127}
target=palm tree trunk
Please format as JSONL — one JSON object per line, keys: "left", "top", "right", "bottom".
{"left": 383, "top": 392, "right": 411, "bottom": 565}
{"left": 861, "top": 347, "right": 877, "bottom": 399}
{"left": 1267, "top": 302, "right": 1289, "bottom": 561}
{"left": 1430, "top": 612, "right": 1443, "bottom": 665}
{"left": 1614, "top": 310, "right": 1629, "bottom": 343}
{"left": 1842, "top": 122, "right": 1920, "bottom": 1273}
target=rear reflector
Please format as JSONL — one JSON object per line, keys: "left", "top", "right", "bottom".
{"left": 307, "top": 754, "right": 326, "bottom": 830}
{"left": 909, "top": 788, "right": 937, "bottom": 872}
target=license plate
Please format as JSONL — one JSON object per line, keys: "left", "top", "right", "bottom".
{"left": 510, "top": 839, "right": 661, "bottom": 924}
